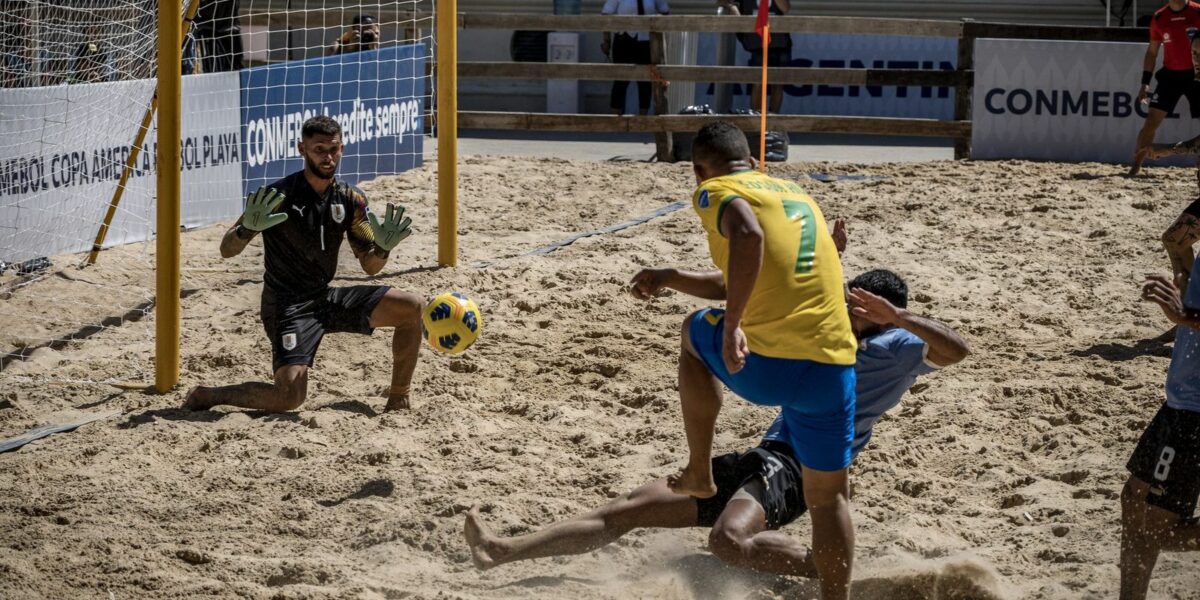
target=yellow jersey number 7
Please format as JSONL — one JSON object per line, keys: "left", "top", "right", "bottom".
{"left": 781, "top": 200, "right": 817, "bottom": 274}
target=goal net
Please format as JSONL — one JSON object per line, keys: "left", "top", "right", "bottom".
{"left": 0, "top": 0, "right": 434, "bottom": 385}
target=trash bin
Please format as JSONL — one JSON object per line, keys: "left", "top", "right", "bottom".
{"left": 731, "top": 109, "right": 788, "bottom": 162}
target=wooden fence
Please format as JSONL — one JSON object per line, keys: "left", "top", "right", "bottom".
{"left": 449, "top": 13, "right": 1146, "bottom": 161}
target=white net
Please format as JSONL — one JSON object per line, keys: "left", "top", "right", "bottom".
{"left": 0, "top": 0, "right": 435, "bottom": 384}
{"left": 1, "top": 0, "right": 162, "bottom": 383}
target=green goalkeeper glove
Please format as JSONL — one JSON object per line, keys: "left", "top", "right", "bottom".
{"left": 240, "top": 187, "right": 288, "bottom": 232}
{"left": 367, "top": 203, "right": 412, "bottom": 251}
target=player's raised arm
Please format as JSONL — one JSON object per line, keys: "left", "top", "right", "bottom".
{"left": 349, "top": 201, "right": 412, "bottom": 276}
{"left": 221, "top": 187, "right": 288, "bottom": 258}
{"left": 831, "top": 218, "right": 847, "bottom": 256}
{"left": 849, "top": 287, "right": 970, "bottom": 367}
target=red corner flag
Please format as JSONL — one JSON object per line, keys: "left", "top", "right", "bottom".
{"left": 755, "top": 0, "right": 771, "bottom": 46}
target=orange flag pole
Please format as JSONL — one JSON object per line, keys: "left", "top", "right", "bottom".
{"left": 758, "top": 24, "right": 768, "bottom": 172}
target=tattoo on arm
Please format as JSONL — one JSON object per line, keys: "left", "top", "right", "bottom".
{"left": 1164, "top": 214, "right": 1200, "bottom": 280}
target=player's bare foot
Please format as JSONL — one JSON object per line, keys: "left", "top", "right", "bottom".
{"left": 667, "top": 465, "right": 718, "bottom": 498}
{"left": 464, "top": 506, "right": 508, "bottom": 570}
{"left": 384, "top": 393, "right": 410, "bottom": 412}
{"left": 1129, "top": 149, "right": 1149, "bottom": 177}
{"left": 184, "top": 386, "right": 213, "bottom": 411}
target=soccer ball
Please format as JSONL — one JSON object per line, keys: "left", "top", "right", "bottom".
{"left": 422, "top": 292, "right": 483, "bottom": 354}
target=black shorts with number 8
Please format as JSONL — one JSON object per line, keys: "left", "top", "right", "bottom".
{"left": 1127, "top": 403, "right": 1200, "bottom": 517}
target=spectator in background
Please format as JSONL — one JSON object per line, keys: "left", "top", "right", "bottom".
{"left": 195, "top": 0, "right": 244, "bottom": 72}
{"left": 182, "top": 33, "right": 199, "bottom": 75}
{"left": 1, "top": 15, "right": 34, "bottom": 88}
{"left": 70, "top": 41, "right": 111, "bottom": 84}
{"left": 2, "top": 45, "right": 32, "bottom": 89}
{"left": 328, "top": 14, "right": 381, "bottom": 56}
{"left": 601, "top": 0, "right": 670, "bottom": 116}
{"left": 723, "top": 0, "right": 792, "bottom": 113}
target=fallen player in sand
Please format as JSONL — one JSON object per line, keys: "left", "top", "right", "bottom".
{"left": 466, "top": 261, "right": 969, "bottom": 578}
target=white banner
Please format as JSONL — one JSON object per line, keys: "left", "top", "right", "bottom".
{"left": 972, "top": 38, "right": 1200, "bottom": 164}
{"left": 0, "top": 72, "right": 242, "bottom": 264}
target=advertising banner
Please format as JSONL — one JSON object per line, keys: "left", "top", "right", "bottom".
{"left": 0, "top": 72, "right": 243, "bottom": 263}
{"left": 239, "top": 43, "right": 427, "bottom": 196}
{"left": 972, "top": 38, "right": 1200, "bottom": 164}
{"left": 690, "top": 33, "right": 957, "bottom": 119}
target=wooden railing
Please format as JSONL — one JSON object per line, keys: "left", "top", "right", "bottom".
{"left": 238, "top": 9, "right": 1148, "bottom": 161}
{"left": 446, "top": 13, "right": 1147, "bottom": 161}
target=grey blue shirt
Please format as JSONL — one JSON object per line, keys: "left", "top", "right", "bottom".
{"left": 762, "top": 327, "right": 937, "bottom": 458}
{"left": 1167, "top": 260, "right": 1200, "bottom": 413}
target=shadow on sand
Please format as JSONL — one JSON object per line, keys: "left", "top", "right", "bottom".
{"left": 1071, "top": 329, "right": 1174, "bottom": 362}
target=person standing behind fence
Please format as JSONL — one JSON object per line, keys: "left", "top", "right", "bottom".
{"left": 327, "top": 14, "right": 382, "bottom": 56}
{"left": 601, "top": 0, "right": 670, "bottom": 116}
{"left": 1130, "top": 0, "right": 1200, "bottom": 177}
{"left": 722, "top": 0, "right": 792, "bottom": 114}
{"left": 195, "top": 0, "right": 244, "bottom": 72}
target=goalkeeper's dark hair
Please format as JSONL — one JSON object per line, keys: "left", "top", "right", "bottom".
{"left": 302, "top": 115, "right": 342, "bottom": 139}
{"left": 691, "top": 121, "right": 750, "bottom": 165}
{"left": 848, "top": 269, "right": 908, "bottom": 309}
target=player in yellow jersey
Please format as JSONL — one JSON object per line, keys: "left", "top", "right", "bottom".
{"left": 629, "top": 122, "right": 856, "bottom": 600}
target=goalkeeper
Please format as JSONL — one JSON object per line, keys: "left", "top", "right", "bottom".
{"left": 185, "top": 115, "right": 424, "bottom": 413}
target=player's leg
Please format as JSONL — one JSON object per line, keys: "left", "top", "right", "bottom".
{"left": 1131, "top": 70, "right": 1181, "bottom": 175}
{"left": 669, "top": 309, "right": 727, "bottom": 498}
{"left": 185, "top": 364, "right": 309, "bottom": 412}
{"left": 186, "top": 298, "right": 320, "bottom": 412}
{"left": 802, "top": 465, "right": 853, "bottom": 600}
{"left": 780, "top": 363, "right": 855, "bottom": 600}
{"left": 365, "top": 289, "right": 423, "bottom": 411}
{"left": 1131, "top": 108, "right": 1168, "bottom": 175}
{"left": 1119, "top": 476, "right": 1179, "bottom": 600}
{"left": 708, "top": 478, "right": 818, "bottom": 577}
{"left": 465, "top": 478, "right": 698, "bottom": 570}
{"left": 1119, "top": 404, "right": 1200, "bottom": 600}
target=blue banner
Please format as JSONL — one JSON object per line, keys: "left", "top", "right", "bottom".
{"left": 239, "top": 44, "right": 426, "bottom": 196}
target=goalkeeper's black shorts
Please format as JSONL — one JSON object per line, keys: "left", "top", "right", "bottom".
{"left": 261, "top": 285, "right": 390, "bottom": 372}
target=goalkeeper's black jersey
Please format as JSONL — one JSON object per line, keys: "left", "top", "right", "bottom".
{"left": 258, "top": 171, "right": 374, "bottom": 300}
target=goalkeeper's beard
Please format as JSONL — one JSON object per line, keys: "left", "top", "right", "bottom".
{"left": 305, "top": 156, "right": 338, "bottom": 181}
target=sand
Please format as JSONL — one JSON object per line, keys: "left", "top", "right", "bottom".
{"left": 2, "top": 155, "right": 1199, "bottom": 599}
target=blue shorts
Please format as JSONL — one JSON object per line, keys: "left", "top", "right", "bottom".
{"left": 688, "top": 308, "right": 855, "bottom": 471}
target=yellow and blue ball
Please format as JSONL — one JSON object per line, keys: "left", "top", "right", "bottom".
{"left": 421, "top": 292, "right": 482, "bottom": 354}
